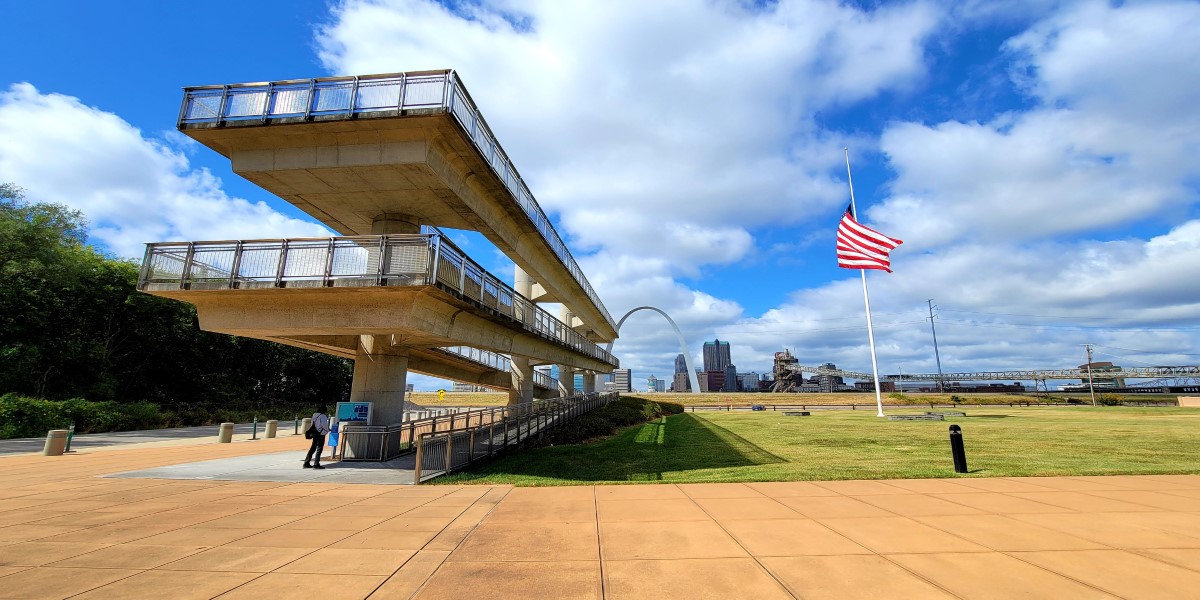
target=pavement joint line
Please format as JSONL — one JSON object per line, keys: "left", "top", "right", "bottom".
{"left": 593, "top": 485, "right": 607, "bottom": 600}
{"left": 381, "top": 485, "right": 513, "bottom": 599}
{"left": 997, "top": 549, "right": 1137, "bottom": 599}
{"left": 187, "top": 484, "right": 459, "bottom": 599}
{"left": 679, "top": 483, "right": 799, "bottom": 600}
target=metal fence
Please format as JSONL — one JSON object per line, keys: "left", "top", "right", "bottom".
{"left": 413, "top": 392, "right": 617, "bottom": 482}
{"left": 177, "top": 70, "right": 615, "bottom": 332}
{"left": 139, "top": 233, "right": 616, "bottom": 367}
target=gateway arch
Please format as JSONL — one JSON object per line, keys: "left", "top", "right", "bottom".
{"left": 606, "top": 307, "right": 700, "bottom": 394}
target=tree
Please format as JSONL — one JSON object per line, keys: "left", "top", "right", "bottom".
{"left": 0, "top": 182, "right": 352, "bottom": 412}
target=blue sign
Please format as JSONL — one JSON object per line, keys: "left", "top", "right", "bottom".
{"left": 336, "top": 402, "right": 372, "bottom": 423}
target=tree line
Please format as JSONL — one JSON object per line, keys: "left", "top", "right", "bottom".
{"left": 0, "top": 183, "right": 351, "bottom": 437}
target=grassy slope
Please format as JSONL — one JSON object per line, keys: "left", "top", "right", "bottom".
{"left": 437, "top": 406, "right": 1200, "bottom": 485}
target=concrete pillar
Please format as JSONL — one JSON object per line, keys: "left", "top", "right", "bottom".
{"left": 557, "top": 306, "right": 575, "bottom": 397}
{"left": 582, "top": 371, "right": 597, "bottom": 394}
{"left": 510, "top": 265, "right": 535, "bottom": 405}
{"left": 350, "top": 334, "right": 411, "bottom": 426}
{"left": 43, "top": 430, "right": 68, "bottom": 456}
{"left": 371, "top": 214, "right": 421, "bottom": 235}
{"left": 218, "top": 423, "right": 234, "bottom": 443}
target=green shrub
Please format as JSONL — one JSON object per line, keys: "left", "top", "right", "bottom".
{"left": 1097, "top": 393, "right": 1123, "bottom": 406}
{"left": 534, "top": 395, "right": 676, "bottom": 447}
{"left": 0, "top": 394, "right": 68, "bottom": 439}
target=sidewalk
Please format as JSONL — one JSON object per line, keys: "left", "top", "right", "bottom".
{"left": 0, "top": 422, "right": 306, "bottom": 455}
{"left": 1, "top": 439, "right": 1199, "bottom": 598}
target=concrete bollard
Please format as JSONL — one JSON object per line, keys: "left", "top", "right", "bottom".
{"left": 218, "top": 422, "right": 234, "bottom": 443}
{"left": 43, "top": 430, "right": 69, "bottom": 456}
{"left": 301, "top": 417, "right": 312, "bottom": 436}
{"left": 266, "top": 420, "right": 278, "bottom": 438}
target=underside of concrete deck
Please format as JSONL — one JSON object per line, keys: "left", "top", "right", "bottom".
{"left": 147, "top": 285, "right": 613, "bottom": 375}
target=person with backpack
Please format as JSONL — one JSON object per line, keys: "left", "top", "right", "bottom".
{"left": 304, "top": 405, "right": 331, "bottom": 469}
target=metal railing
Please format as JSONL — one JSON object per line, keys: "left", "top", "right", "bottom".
{"left": 139, "top": 233, "right": 617, "bottom": 367}
{"left": 177, "top": 70, "right": 615, "bottom": 332}
{"left": 339, "top": 405, "right": 510, "bottom": 461}
{"left": 431, "top": 347, "right": 556, "bottom": 390}
{"left": 533, "top": 369, "right": 556, "bottom": 390}
{"left": 436, "top": 346, "right": 510, "bottom": 372}
{"left": 413, "top": 392, "right": 617, "bottom": 482}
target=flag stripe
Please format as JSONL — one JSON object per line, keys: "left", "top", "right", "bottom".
{"left": 837, "top": 211, "right": 902, "bottom": 272}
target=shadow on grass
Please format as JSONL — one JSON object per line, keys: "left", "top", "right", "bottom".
{"left": 452, "top": 413, "right": 786, "bottom": 483}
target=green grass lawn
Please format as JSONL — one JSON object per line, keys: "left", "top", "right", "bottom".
{"left": 437, "top": 407, "right": 1200, "bottom": 485}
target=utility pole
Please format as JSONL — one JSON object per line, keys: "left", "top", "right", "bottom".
{"left": 927, "top": 299, "right": 945, "bottom": 392}
{"left": 1084, "top": 343, "right": 1097, "bottom": 407}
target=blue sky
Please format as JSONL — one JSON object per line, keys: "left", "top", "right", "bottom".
{"left": 3, "top": 0, "right": 1199, "bottom": 391}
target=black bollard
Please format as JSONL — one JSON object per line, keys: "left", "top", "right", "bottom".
{"left": 949, "top": 424, "right": 968, "bottom": 473}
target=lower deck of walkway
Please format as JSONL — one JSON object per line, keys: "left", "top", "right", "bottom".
{"left": 1, "top": 435, "right": 1199, "bottom": 598}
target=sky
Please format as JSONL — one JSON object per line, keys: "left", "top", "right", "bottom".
{"left": 2, "top": 0, "right": 1199, "bottom": 392}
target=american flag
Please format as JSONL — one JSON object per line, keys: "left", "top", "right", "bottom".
{"left": 837, "top": 204, "right": 903, "bottom": 272}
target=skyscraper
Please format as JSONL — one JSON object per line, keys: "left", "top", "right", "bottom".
{"left": 674, "top": 354, "right": 688, "bottom": 374}
{"left": 613, "top": 369, "right": 632, "bottom": 393}
{"left": 703, "top": 339, "right": 731, "bottom": 372}
{"left": 724, "top": 364, "right": 738, "bottom": 392}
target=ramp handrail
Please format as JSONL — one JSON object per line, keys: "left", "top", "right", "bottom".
{"left": 412, "top": 391, "right": 618, "bottom": 482}
{"left": 338, "top": 404, "right": 509, "bottom": 462}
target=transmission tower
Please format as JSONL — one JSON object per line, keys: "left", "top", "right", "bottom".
{"left": 927, "top": 299, "right": 945, "bottom": 392}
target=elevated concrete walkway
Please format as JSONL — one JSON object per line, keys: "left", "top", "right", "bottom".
{"left": 140, "top": 233, "right": 614, "bottom": 393}
{"left": 147, "top": 70, "right": 621, "bottom": 422}
{"left": 177, "top": 70, "right": 615, "bottom": 342}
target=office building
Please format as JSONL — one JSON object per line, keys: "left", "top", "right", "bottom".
{"left": 703, "top": 339, "right": 731, "bottom": 372}
{"left": 613, "top": 369, "right": 632, "bottom": 393}
{"left": 646, "top": 375, "right": 666, "bottom": 393}
{"left": 738, "top": 372, "right": 762, "bottom": 392}
{"left": 724, "top": 364, "right": 738, "bottom": 392}
{"left": 672, "top": 372, "right": 691, "bottom": 392}
{"left": 674, "top": 354, "right": 688, "bottom": 374}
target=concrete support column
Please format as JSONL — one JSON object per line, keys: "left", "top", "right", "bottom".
{"left": 509, "top": 265, "right": 535, "bottom": 405}
{"left": 371, "top": 214, "right": 421, "bottom": 235}
{"left": 582, "top": 371, "right": 597, "bottom": 394}
{"left": 558, "top": 305, "right": 575, "bottom": 397}
{"left": 350, "top": 334, "right": 411, "bottom": 425}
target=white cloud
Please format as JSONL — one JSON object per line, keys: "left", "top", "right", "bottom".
{"left": 0, "top": 83, "right": 330, "bottom": 258}
{"left": 316, "top": 0, "right": 942, "bottom": 259}
{"left": 873, "top": 0, "right": 1200, "bottom": 246}
{"left": 725, "top": 218, "right": 1200, "bottom": 377}
{"left": 315, "top": 0, "right": 946, "bottom": 384}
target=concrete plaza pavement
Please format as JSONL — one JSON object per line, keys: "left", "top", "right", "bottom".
{"left": 2, "top": 435, "right": 1200, "bottom": 598}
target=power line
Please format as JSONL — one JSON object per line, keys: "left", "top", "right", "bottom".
{"left": 940, "top": 309, "right": 1200, "bottom": 322}
{"left": 937, "top": 319, "right": 1200, "bottom": 333}
{"left": 1095, "top": 345, "right": 1200, "bottom": 357}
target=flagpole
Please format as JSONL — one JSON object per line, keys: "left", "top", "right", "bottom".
{"left": 844, "top": 148, "right": 886, "bottom": 417}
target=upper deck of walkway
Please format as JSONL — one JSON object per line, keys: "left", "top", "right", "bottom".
{"left": 176, "top": 69, "right": 616, "bottom": 341}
